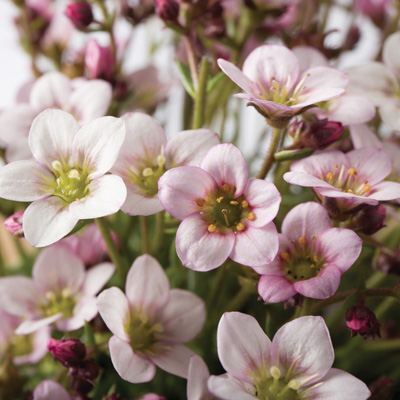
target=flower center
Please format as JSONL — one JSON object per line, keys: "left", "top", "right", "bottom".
{"left": 280, "top": 236, "right": 325, "bottom": 282}
{"left": 323, "top": 165, "right": 372, "bottom": 196}
{"left": 196, "top": 184, "right": 255, "bottom": 234}
{"left": 126, "top": 311, "right": 163, "bottom": 355}
{"left": 52, "top": 160, "right": 90, "bottom": 203}
{"left": 42, "top": 288, "right": 77, "bottom": 319}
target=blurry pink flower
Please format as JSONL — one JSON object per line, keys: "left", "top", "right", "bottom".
{"left": 137, "top": 395, "right": 167, "bottom": 400}
{"left": 284, "top": 147, "right": 400, "bottom": 209}
{"left": 65, "top": 1, "right": 94, "bottom": 29}
{"left": 4, "top": 212, "right": 24, "bottom": 238}
{"left": 0, "top": 246, "right": 115, "bottom": 334}
{"left": 158, "top": 143, "right": 281, "bottom": 271}
{"left": 354, "top": 0, "right": 390, "bottom": 24}
{"left": 208, "top": 312, "right": 371, "bottom": 400}
{"left": 0, "top": 71, "right": 113, "bottom": 162}
{"left": 187, "top": 355, "right": 217, "bottom": 400}
{"left": 0, "top": 109, "right": 126, "bottom": 247}
{"left": 33, "top": 380, "right": 71, "bottom": 400}
{"left": 347, "top": 31, "right": 400, "bottom": 130}
{"left": 254, "top": 202, "right": 362, "bottom": 302}
{"left": 85, "top": 39, "right": 116, "bottom": 81}
{"left": 218, "top": 44, "right": 347, "bottom": 127}
{"left": 97, "top": 254, "right": 206, "bottom": 383}
{"left": 0, "top": 308, "right": 50, "bottom": 365}
{"left": 112, "top": 112, "right": 219, "bottom": 216}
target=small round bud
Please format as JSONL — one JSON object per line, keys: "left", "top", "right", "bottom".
{"left": 47, "top": 338, "right": 86, "bottom": 367}
{"left": 156, "top": 0, "right": 180, "bottom": 22}
{"left": 65, "top": 1, "right": 94, "bottom": 29}
{"left": 345, "top": 304, "right": 381, "bottom": 340}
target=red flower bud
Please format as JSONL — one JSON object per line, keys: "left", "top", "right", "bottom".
{"left": 345, "top": 305, "right": 381, "bottom": 340}
{"left": 4, "top": 212, "right": 24, "bottom": 238}
{"left": 47, "top": 338, "right": 86, "bottom": 366}
{"left": 301, "top": 119, "right": 343, "bottom": 149}
{"left": 156, "top": 0, "right": 180, "bottom": 22}
{"left": 65, "top": 1, "right": 94, "bottom": 29}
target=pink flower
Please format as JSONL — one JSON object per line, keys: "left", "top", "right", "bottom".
{"left": 97, "top": 254, "right": 206, "bottom": 383}
{"left": 33, "top": 380, "right": 71, "bottom": 400}
{"left": 85, "top": 39, "right": 116, "bottom": 81}
{"left": 0, "top": 109, "right": 126, "bottom": 247}
{"left": 208, "top": 312, "right": 371, "bottom": 400}
{"left": 0, "top": 246, "right": 115, "bottom": 334}
{"left": 254, "top": 202, "right": 362, "bottom": 302}
{"left": 4, "top": 212, "right": 24, "bottom": 238}
{"left": 217, "top": 44, "right": 347, "bottom": 127}
{"left": 187, "top": 355, "right": 217, "bottom": 400}
{"left": 0, "top": 71, "right": 113, "bottom": 162}
{"left": 111, "top": 112, "right": 220, "bottom": 216}
{"left": 158, "top": 143, "right": 281, "bottom": 271}
{"left": 283, "top": 147, "right": 400, "bottom": 209}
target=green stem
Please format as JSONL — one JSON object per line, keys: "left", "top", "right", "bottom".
{"left": 139, "top": 216, "right": 150, "bottom": 255}
{"left": 375, "top": 296, "right": 398, "bottom": 320}
{"left": 256, "top": 128, "right": 283, "bottom": 180}
{"left": 192, "top": 56, "right": 209, "bottom": 130}
{"left": 226, "top": 286, "right": 252, "bottom": 311}
{"left": 151, "top": 212, "right": 165, "bottom": 255}
{"left": 207, "top": 265, "right": 228, "bottom": 310}
{"left": 95, "top": 218, "right": 126, "bottom": 280}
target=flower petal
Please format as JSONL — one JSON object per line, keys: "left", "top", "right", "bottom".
{"left": 271, "top": 316, "right": 334, "bottom": 386}
{"left": 23, "top": 197, "right": 79, "bottom": 247}
{"left": 121, "top": 186, "right": 163, "bottom": 216}
{"left": 217, "top": 59, "right": 257, "bottom": 94}
{"left": 15, "top": 313, "right": 63, "bottom": 335}
{"left": 81, "top": 262, "right": 115, "bottom": 296}
{"left": 350, "top": 124, "right": 382, "bottom": 149}
{"left": 73, "top": 116, "right": 125, "bottom": 178}
{"left": 0, "top": 160, "right": 54, "bottom": 201}
{"left": 282, "top": 202, "right": 331, "bottom": 241}
{"left": 208, "top": 375, "right": 256, "bottom": 400}
{"left": 187, "top": 355, "right": 210, "bottom": 400}
{"left": 200, "top": 144, "right": 248, "bottom": 196}
{"left": 97, "top": 287, "right": 130, "bottom": 341}
{"left": 33, "top": 379, "right": 71, "bottom": 400}
{"left": 176, "top": 213, "right": 235, "bottom": 271}
{"left": 230, "top": 223, "right": 279, "bottom": 267}
{"left": 217, "top": 312, "right": 271, "bottom": 382}
{"left": 56, "top": 296, "right": 98, "bottom": 331}
{"left": 292, "top": 46, "right": 329, "bottom": 71}
{"left": 158, "top": 166, "right": 217, "bottom": 220}
{"left": 293, "top": 265, "right": 342, "bottom": 299}
{"left": 151, "top": 344, "right": 194, "bottom": 378}
{"left": 258, "top": 275, "right": 297, "bottom": 303}
{"left": 29, "top": 109, "right": 79, "bottom": 167}
{"left": 368, "top": 181, "right": 400, "bottom": 201}
{"left": 165, "top": 129, "right": 220, "bottom": 168}
{"left": 378, "top": 96, "right": 400, "bottom": 131}
{"left": 109, "top": 335, "right": 156, "bottom": 383}
{"left": 317, "top": 228, "right": 362, "bottom": 273}
{"left": 383, "top": 31, "right": 400, "bottom": 79}
{"left": 243, "top": 179, "right": 281, "bottom": 228}
{"left": 301, "top": 368, "right": 370, "bottom": 400}
{"left": 68, "top": 175, "right": 127, "bottom": 219}
{"left": 125, "top": 254, "right": 170, "bottom": 314}
{"left": 160, "top": 289, "right": 206, "bottom": 343}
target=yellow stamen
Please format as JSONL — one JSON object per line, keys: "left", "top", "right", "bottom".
{"left": 222, "top": 209, "right": 230, "bottom": 227}
{"left": 313, "top": 255, "right": 319, "bottom": 262}
{"left": 142, "top": 167, "right": 153, "bottom": 177}
{"left": 334, "top": 164, "right": 338, "bottom": 170}
{"left": 247, "top": 212, "right": 255, "bottom": 221}
{"left": 241, "top": 200, "right": 249, "bottom": 208}
{"left": 348, "top": 167, "right": 356, "bottom": 175}
{"left": 216, "top": 197, "right": 224, "bottom": 203}
{"left": 280, "top": 251, "right": 290, "bottom": 261}
{"left": 230, "top": 200, "right": 239, "bottom": 205}
{"left": 347, "top": 189, "right": 354, "bottom": 194}
{"left": 363, "top": 184, "right": 372, "bottom": 192}
{"left": 208, "top": 224, "right": 218, "bottom": 233}
{"left": 326, "top": 172, "right": 334, "bottom": 180}
{"left": 222, "top": 184, "right": 231, "bottom": 192}
{"left": 299, "top": 236, "right": 307, "bottom": 246}
{"left": 196, "top": 199, "right": 205, "bottom": 207}
{"left": 236, "top": 222, "right": 245, "bottom": 231}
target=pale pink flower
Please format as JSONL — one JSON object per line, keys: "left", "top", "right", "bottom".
{"left": 33, "top": 380, "right": 71, "bottom": 400}
{"left": 0, "top": 71, "right": 113, "bottom": 162}
{"left": 347, "top": 31, "right": 400, "bottom": 130}
{"left": 187, "top": 355, "right": 217, "bottom": 400}
{"left": 97, "top": 254, "right": 206, "bottom": 383}
{"left": 218, "top": 44, "right": 347, "bottom": 127}
{"left": 4, "top": 211, "right": 24, "bottom": 238}
{"left": 0, "top": 246, "right": 115, "bottom": 334}
{"left": 111, "top": 112, "right": 220, "bottom": 216}
{"left": 0, "top": 308, "right": 50, "bottom": 365}
{"left": 158, "top": 143, "right": 281, "bottom": 271}
{"left": 208, "top": 312, "right": 371, "bottom": 400}
{"left": 85, "top": 39, "right": 116, "bottom": 81}
{"left": 283, "top": 147, "right": 400, "bottom": 209}
{"left": 254, "top": 202, "right": 362, "bottom": 302}
{"left": 0, "top": 109, "right": 126, "bottom": 247}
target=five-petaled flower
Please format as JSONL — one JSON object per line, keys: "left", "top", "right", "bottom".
{"left": 158, "top": 143, "right": 281, "bottom": 271}
{"left": 208, "top": 312, "right": 371, "bottom": 400}
{"left": 0, "top": 108, "right": 127, "bottom": 247}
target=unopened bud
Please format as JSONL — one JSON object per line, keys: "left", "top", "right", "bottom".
{"left": 301, "top": 119, "right": 343, "bottom": 149}
{"left": 4, "top": 212, "right": 24, "bottom": 238}
{"left": 85, "top": 39, "right": 115, "bottom": 81}
{"left": 156, "top": 0, "right": 180, "bottom": 22}
{"left": 65, "top": 1, "right": 94, "bottom": 29}
{"left": 374, "top": 249, "right": 400, "bottom": 276}
{"left": 47, "top": 338, "right": 86, "bottom": 367}
{"left": 368, "top": 375, "right": 395, "bottom": 400}
{"left": 345, "top": 304, "right": 381, "bottom": 340}
{"left": 346, "top": 204, "right": 386, "bottom": 235}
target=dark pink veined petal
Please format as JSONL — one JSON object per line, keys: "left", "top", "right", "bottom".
{"left": 293, "top": 265, "right": 341, "bottom": 299}
{"left": 151, "top": 344, "right": 195, "bottom": 379}
{"left": 301, "top": 368, "right": 371, "bottom": 400}
{"left": 271, "top": 316, "right": 334, "bottom": 386}
{"left": 217, "top": 59, "right": 257, "bottom": 95}
{"left": 243, "top": 179, "right": 281, "bottom": 228}
{"left": 208, "top": 375, "right": 256, "bottom": 400}
{"left": 317, "top": 228, "right": 362, "bottom": 273}
{"left": 165, "top": 128, "right": 220, "bottom": 169}
{"left": 281, "top": 202, "right": 331, "bottom": 241}
{"left": 230, "top": 223, "right": 279, "bottom": 267}
{"left": 125, "top": 254, "right": 170, "bottom": 314}
{"left": 158, "top": 166, "right": 217, "bottom": 220}
{"left": 216, "top": 312, "right": 271, "bottom": 383}
{"left": 175, "top": 213, "right": 235, "bottom": 271}
{"left": 109, "top": 335, "right": 156, "bottom": 383}
{"left": 258, "top": 275, "right": 297, "bottom": 303}
{"left": 200, "top": 143, "right": 248, "bottom": 197}
{"left": 159, "top": 289, "right": 206, "bottom": 344}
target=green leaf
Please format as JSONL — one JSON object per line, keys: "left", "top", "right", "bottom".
{"left": 274, "top": 148, "right": 314, "bottom": 162}
{"left": 177, "top": 61, "right": 195, "bottom": 98}
{"left": 207, "top": 72, "right": 226, "bottom": 93}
